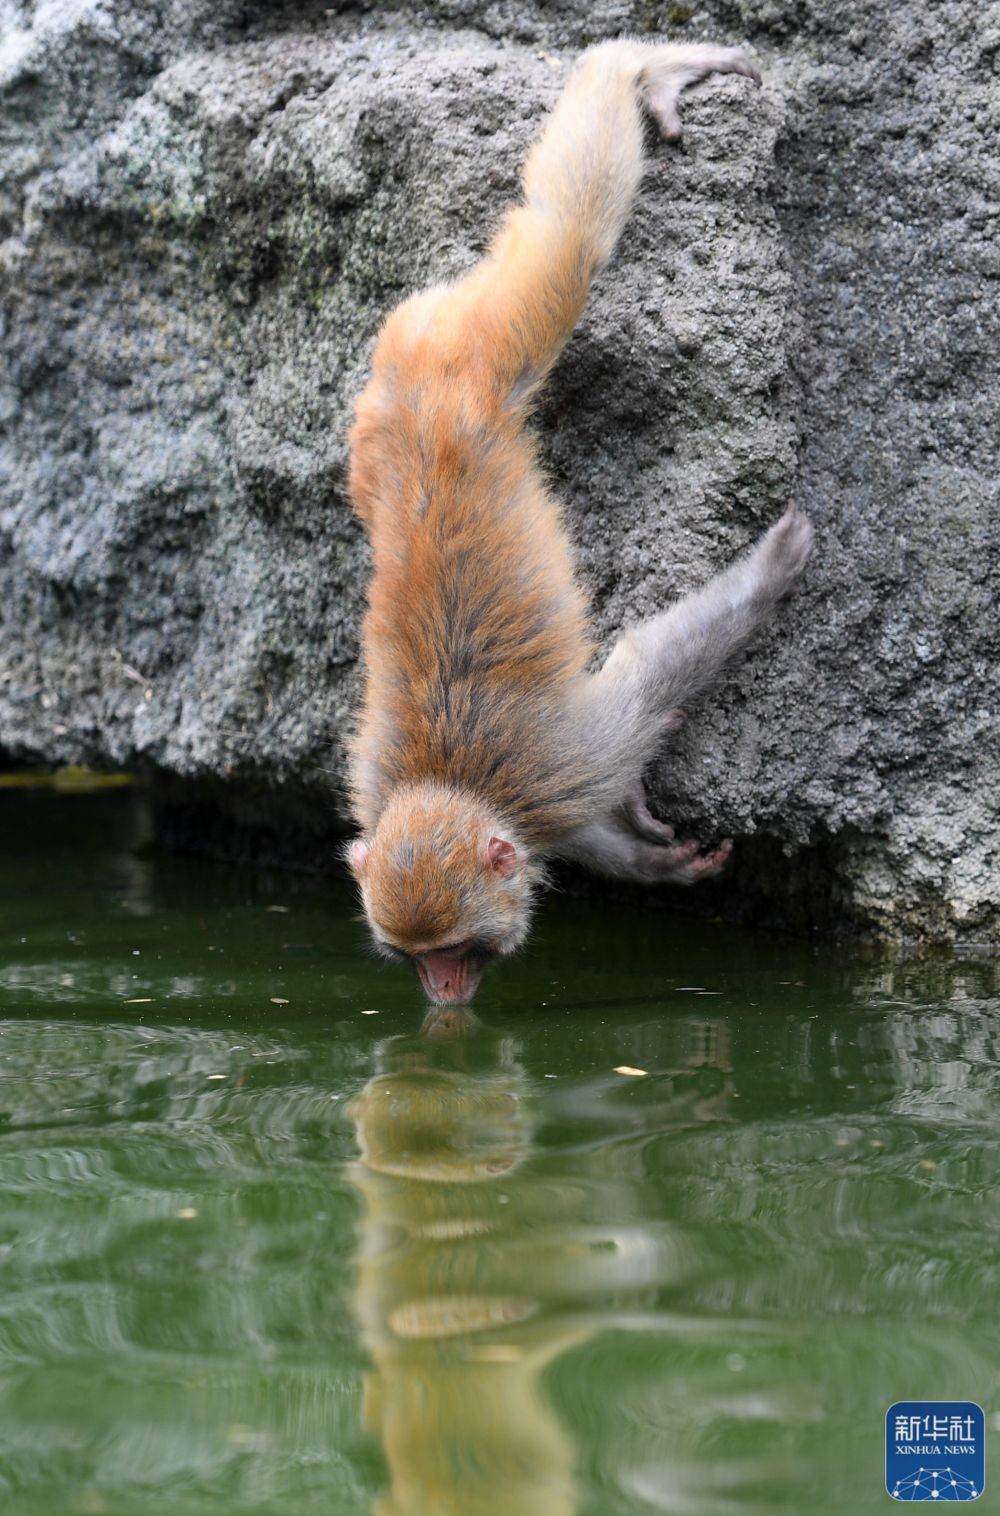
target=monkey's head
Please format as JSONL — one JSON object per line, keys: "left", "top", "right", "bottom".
{"left": 347, "top": 783, "right": 537, "bottom": 1004}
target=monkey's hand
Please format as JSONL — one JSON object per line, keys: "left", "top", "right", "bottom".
{"left": 621, "top": 784, "right": 733, "bottom": 884}
{"left": 653, "top": 835, "right": 734, "bottom": 884}
{"left": 749, "top": 500, "right": 815, "bottom": 602}
{"left": 640, "top": 44, "right": 762, "bottom": 142}
{"left": 557, "top": 794, "right": 733, "bottom": 886}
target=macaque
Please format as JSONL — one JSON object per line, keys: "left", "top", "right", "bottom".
{"left": 346, "top": 40, "right": 814, "bottom": 1004}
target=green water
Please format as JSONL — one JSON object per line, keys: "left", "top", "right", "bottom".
{"left": 1, "top": 790, "right": 997, "bottom": 1515}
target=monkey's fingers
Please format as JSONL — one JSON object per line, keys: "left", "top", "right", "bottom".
{"left": 684, "top": 838, "right": 734, "bottom": 877}
{"left": 622, "top": 783, "right": 677, "bottom": 843}
{"left": 653, "top": 835, "right": 733, "bottom": 884}
{"left": 760, "top": 501, "right": 815, "bottom": 591}
{"left": 642, "top": 46, "right": 761, "bottom": 142}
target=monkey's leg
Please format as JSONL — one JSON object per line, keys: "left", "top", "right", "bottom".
{"left": 595, "top": 502, "right": 814, "bottom": 730}
{"left": 451, "top": 41, "right": 760, "bottom": 407}
{"left": 351, "top": 41, "right": 759, "bottom": 520}
{"left": 556, "top": 815, "right": 732, "bottom": 885}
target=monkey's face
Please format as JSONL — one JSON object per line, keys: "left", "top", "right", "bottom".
{"left": 347, "top": 784, "right": 535, "bottom": 1004}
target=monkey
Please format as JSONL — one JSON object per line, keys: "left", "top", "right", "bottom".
{"left": 345, "top": 40, "right": 814, "bottom": 1006}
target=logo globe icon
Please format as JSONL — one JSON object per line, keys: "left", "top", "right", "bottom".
{"left": 891, "top": 1467, "right": 980, "bottom": 1501}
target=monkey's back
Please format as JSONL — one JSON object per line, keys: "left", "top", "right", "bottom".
{"left": 347, "top": 286, "right": 596, "bottom": 841}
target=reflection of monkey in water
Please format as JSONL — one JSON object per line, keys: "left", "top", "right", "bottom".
{"left": 347, "top": 1013, "right": 735, "bottom": 1516}
{"left": 347, "top": 42, "right": 814, "bottom": 1004}
{"left": 347, "top": 1026, "right": 582, "bottom": 1516}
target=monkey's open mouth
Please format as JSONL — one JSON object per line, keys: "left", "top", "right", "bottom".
{"left": 415, "top": 951, "right": 486, "bottom": 1004}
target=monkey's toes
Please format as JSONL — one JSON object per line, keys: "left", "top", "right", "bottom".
{"left": 644, "top": 46, "right": 761, "bottom": 141}
{"left": 766, "top": 502, "right": 814, "bottom": 584}
{"left": 707, "top": 48, "right": 762, "bottom": 86}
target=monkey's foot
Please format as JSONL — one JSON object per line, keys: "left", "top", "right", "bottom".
{"left": 757, "top": 500, "right": 815, "bottom": 597}
{"left": 641, "top": 45, "right": 761, "bottom": 142}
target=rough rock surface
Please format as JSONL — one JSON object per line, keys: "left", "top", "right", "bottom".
{"left": 1, "top": 0, "right": 997, "bottom": 942}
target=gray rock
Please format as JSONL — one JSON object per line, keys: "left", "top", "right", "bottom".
{"left": 1, "top": 0, "right": 997, "bottom": 942}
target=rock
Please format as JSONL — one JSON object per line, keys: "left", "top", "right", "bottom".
{"left": 1, "top": 0, "right": 997, "bottom": 943}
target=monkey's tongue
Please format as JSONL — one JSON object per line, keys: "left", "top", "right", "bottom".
{"left": 417, "top": 953, "right": 480, "bottom": 1004}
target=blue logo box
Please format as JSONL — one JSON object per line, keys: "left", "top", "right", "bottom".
{"left": 886, "top": 1401, "right": 985, "bottom": 1501}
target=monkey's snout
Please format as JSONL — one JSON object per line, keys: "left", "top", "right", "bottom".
{"left": 416, "top": 952, "right": 482, "bottom": 1005}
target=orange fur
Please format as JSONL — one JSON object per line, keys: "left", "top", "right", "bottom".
{"left": 358, "top": 784, "right": 529, "bottom": 954}
{"left": 348, "top": 280, "right": 593, "bottom": 846}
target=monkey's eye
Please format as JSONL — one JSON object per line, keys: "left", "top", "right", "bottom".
{"left": 372, "top": 938, "right": 496, "bottom": 966}
{"left": 437, "top": 939, "right": 495, "bottom": 961}
{"left": 372, "top": 939, "right": 413, "bottom": 966}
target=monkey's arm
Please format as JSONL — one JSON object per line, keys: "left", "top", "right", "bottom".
{"left": 554, "top": 811, "right": 732, "bottom": 885}
{"left": 557, "top": 504, "right": 813, "bottom": 881}
{"left": 592, "top": 503, "right": 814, "bottom": 738}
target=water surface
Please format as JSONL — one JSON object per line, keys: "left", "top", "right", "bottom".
{"left": 1, "top": 790, "right": 997, "bottom": 1514}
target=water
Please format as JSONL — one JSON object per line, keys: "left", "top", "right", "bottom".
{"left": 1, "top": 788, "right": 997, "bottom": 1515}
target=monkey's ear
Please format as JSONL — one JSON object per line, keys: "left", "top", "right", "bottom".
{"left": 485, "top": 836, "right": 517, "bottom": 879}
{"left": 348, "top": 839, "right": 370, "bottom": 876}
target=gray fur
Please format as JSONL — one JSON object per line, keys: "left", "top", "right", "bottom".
{"left": 558, "top": 502, "right": 813, "bottom": 882}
